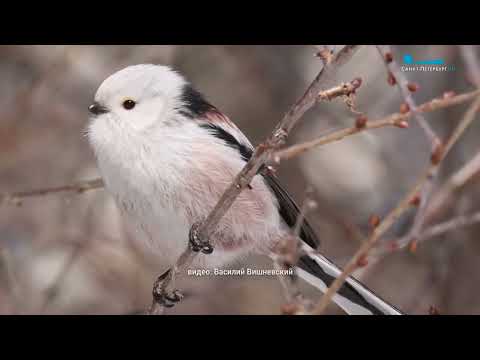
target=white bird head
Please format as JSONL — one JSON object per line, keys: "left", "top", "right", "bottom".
{"left": 88, "top": 64, "right": 190, "bottom": 132}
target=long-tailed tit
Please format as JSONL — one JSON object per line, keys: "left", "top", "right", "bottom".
{"left": 87, "top": 64, "right": 402, "bottom": 315}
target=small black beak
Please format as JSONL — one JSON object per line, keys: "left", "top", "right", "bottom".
{"left": 88, "top": 102, "right": 109, "bottom": 116}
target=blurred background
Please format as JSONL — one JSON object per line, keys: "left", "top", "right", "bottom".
{"left": 0, "top": 45, "right": 479, "bottom": 315}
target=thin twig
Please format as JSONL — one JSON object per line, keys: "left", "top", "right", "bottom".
{"left": 317, "top": 77, "right": 363, "bottom": 115}
{"left": 0, "top": 248, "right": 23, "bottom": 314}
{"left": 398, "top": 99, "right": 480, "bottom": 251}
{"left": 274, "top": 89, "right": 480, "bottom": 162}
{"left": 460, "top": 45, "right": 480, "bottom": 87}
{"left": 420, "top": 46, "right": 480, "bottom": 226}
{"left": 316, "top": 77, "right": 362, "bottom": 101}
{"left": 446, "top": 150, "right": 480, "bottom": 190}
{"left": 312, "top": 94, "right": 480, "bottom": 315}
{"left": 373, "top": 209, "right": 480, "bottom": 260}
{"left": 425, "top": 150, "right": 480, "bottom": 224}
{"left": 0, "top": 179, "right": 104, "bottom": 206}
{"left": 39, "top": 241, "right": 87, "bottom": 313}
{"left": 313, "top": 45, "right": 336, "bottom": 64}
{"left": 400, "top": 46, "right": 480, "bottom": 248}
{"left": 376, "top": 45, "right": 442, "bottom": 248}
{"left": 418, "top": 211, "right": 480, "bottom": 241}
{"left": 147, "top": 45, "right": 362, "bottom": 314}
{"left": 293, "top": 188, "right": 317, "bottom": 238}
{"left": 272, "top": 189, "right": 318, "bottom": 314}
{"left": 39, "top": 194, "right": 106, "bottom": 313}
{"left": 376, "top": 45, "right": 440, "bottom": 146}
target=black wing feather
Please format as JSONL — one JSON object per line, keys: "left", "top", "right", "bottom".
{"left": 261, "top": 173, "right": 319, "bottom": 249}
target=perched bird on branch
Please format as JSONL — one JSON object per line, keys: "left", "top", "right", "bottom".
{"left": 87, "top": 64, "right": 401, "bottom": 315}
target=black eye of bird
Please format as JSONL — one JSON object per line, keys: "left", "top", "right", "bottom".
{"left": 122, "top": 99, "right": 136, "bottom": 110}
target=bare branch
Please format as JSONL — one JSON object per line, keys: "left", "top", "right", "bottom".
{"left": 39, "top": 241, "right": 87, "bottom": 313}
{"left": 420, "top": 46, "right": 480, "bottom": 226}
{"left": 419, "top": 211, "right": 480, "bottom": 241}
{"left": 316, "top": 77, "right": 362, "bottom": 101}
{"left": 376, "top": 45, "right": 440, "bottom": 146}
{"left": 400, "top": 46, "right": 480, "bottom": 249}
{"left": 313, "top": 45, "right": 335, "bottom": 64}
{"left": 373, "top": 208, "right": 480, "bottom": 261}
{"left": 0, "top": 179, "right": 104, "bottom": 206}
{"left": 0, "top": 248, "right": 23, "bottom": 314}
{"left": 397, "top": 95, "right": 480, "bottom": 249}
{"left": 447, "top": 150, "right": 480, "bottom": 190}
{"left": 375, "top": 46, "right": 445, "bottom": 247}
{"left": 377, "top": 45, "right": 439, "bottom": 149}
{"left": 425, "top": 150, "right": 480, "bottom": 224}
{"left": 274, "top": 89, "right": 480, "bottom": 162}
{"left": 460, "top": 45, "right": 480, "bottom": 87}
{"left": 273, "top": 189, "right": 318, "bottom": 315}
{"left": 312, "top": 94, "right": 480, "bottom": 315}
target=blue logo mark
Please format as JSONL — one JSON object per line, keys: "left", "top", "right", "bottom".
{"left": 403, "top": 54, "right": 444, "bottom": 65}
{"left": 401, "top": 53, "right": 455, "bottom": 72}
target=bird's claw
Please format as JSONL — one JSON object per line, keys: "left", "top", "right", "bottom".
{"left": 190, "top": 240, "right": 214, "bottom": 254}
{"left": 189, "top": 223, "right": 214, "bottom": 254}
{"left": 200, "top": 243, "right": 214, "bottom": 254}
{"left": 153, "top": 288, "right": 183, "bottom": 308}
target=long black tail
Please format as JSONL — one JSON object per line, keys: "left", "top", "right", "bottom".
{"left": 297, "top": 242, "right": 402, "bottom": 315}
{"left": 263, "top": 173, "right": 402, "bottom": 315}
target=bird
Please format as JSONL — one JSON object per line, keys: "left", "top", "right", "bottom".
{"left": 87, "top": 64, "right": 402, "bottom": 315}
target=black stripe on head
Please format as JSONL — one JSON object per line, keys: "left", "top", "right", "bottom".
{"left": 179, "top": 84, "right": 217, "bottom": 118}
{"left": 199, "top": 123, "right": 253, "bottom": 162}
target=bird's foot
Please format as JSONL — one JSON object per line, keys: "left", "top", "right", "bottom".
{"left": 151, "top": 269, "right": 184, "bottom": 309}
{"left": 152, "top": 288, "right": 184, "bottom": 308}
{"left": 189, "top": 222, "right": 214, "bottom": 254}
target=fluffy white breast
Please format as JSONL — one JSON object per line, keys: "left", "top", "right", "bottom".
{"left": 88, "top": 115, "right": 286, "bottom": 270}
